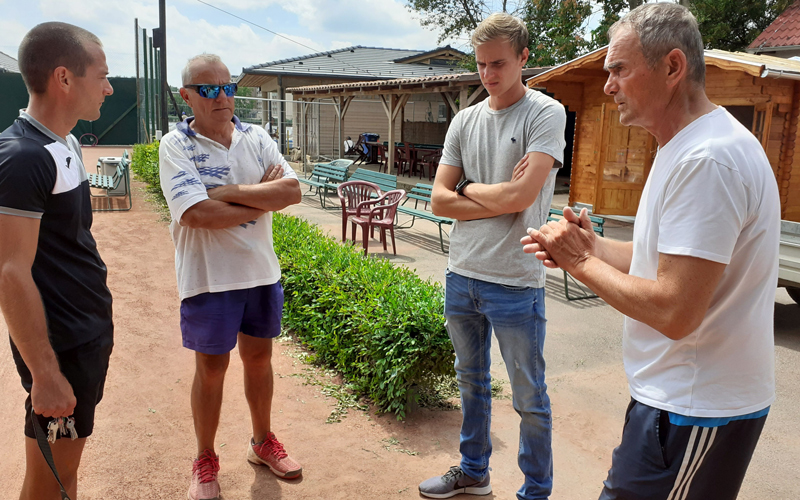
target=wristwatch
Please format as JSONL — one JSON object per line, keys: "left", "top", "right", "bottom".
{"left": 455, "top": 179, "right": 473, "bottom": 196}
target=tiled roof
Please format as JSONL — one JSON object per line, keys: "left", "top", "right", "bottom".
{"left": 749, "top": 0, "right": 800, "bottom": 51}
{"left": 288, "top": 73, "right": 472, "bottom": 93}
{"left": 528, "top": 47, "right": 800, "bottom": 87}
{"left": 0, "top": 51, "right": 19, "bottom": 73}
{"left": 392, "top": 45, "right": 467, "bottom": 63}
{"left": 288, "top": 67, "right": 550, "bottom": 95}
{"left": 239, "top": 45, "right": 467, "bottom": 81}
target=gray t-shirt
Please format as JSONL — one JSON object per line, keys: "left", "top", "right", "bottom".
{"left": 441, "top": 88, "right": 566, "bottom": 287}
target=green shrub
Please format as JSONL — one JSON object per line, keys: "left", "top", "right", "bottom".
{"left": 131, "top": 141, "right": 167, "bottom": 210}
{"left": 273, "top": 213, "right": 455, "bottom": 418}
{"left": 127, "top": 142, "right": 456, "bottom": 418}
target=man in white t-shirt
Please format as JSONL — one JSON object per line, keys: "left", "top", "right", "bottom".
{"left": 523, "top": 4, "right": 779, "bottom": 500}
{"left": 159, "top": 54, "right": 302, "bottom": 500}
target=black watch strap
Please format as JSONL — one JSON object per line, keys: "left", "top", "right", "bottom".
{"left": 455, "top": 179, "right": 472, "bottom": 196}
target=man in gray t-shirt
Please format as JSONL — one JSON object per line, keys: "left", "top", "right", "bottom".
{"left": 418, "top": 13, "right": 565, "bottom": 500}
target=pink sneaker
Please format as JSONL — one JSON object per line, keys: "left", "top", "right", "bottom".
{"left": 247, "top": 432, "right": 303, "bottom": 478}
{"left": 188, "top": 449, "right": 220, "bottom": 500}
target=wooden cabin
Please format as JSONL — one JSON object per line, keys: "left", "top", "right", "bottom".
{"left": 527, "top": 48, "right": 800, "bottom": 222}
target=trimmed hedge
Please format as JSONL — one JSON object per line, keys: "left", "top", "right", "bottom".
{"left": 131, "top": 141, "right": 167, "bottom": 209}
{"left": 128, "top": 142, "right": 456, "bottom": 418}
{"left": 273, "top": 213, "right": 455, "bottom": 418}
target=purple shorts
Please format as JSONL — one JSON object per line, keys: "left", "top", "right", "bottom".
{"left": 180, "top": 283, "right": 284, "bottom": 355}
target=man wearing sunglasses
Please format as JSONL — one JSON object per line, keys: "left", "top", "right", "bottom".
{"left": 159, "top": 53, "right": 302, "bottom": 500}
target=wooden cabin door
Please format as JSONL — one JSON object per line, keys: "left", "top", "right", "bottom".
{"left": 593, "top": 104, "right": 656, "bottom": 216}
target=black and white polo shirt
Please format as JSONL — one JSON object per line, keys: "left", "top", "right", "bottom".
{"left": 0, "top": 112, "right": 113, "bottom": 352}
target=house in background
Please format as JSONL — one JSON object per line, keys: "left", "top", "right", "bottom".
{"left": 748, "top": 0, "right": 800, "bottom": 59}
{"left": 236, "top": 45, "right": 469, "bottom": 157}
{"left": 0, "top": 51, "right": 19, "bottom": 73}
{"left": 528, "top": 47, "right": 800, "bottom": 222}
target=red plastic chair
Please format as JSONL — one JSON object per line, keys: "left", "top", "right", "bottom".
{"left": 394, "top": 145, "right": 408, "bottom": 175}
{"left": 350, "top": 189, "right": 406, "bottom": 255}
{"left": 337, "top": 180, "right": 382, "bottom": 241}
{"left": 376, "top": 144, "right": 387, "bottom": 172}
{"left": 419, "top": 149, "right": 442, "bottom": 180}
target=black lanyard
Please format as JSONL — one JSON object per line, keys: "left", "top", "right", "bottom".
{"left": 30, "top": 408, "right": 71, "bottom": 500}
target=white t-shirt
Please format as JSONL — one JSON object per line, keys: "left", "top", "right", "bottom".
{"left": 159, "top": 116, "right": 298, "bottom": 300}
{"left": 625, "top": 107, "right": 780, "bottom": 418}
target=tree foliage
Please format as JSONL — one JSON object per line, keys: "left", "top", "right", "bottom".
{"left": 526, "top": 0, "right": 593, "bottom": 66}
{"left": 405, "top": 0, "right": 528, "bottom": 44}
{"left": 591, "top": 0, "right": 790, "bottom": 52}
{"left": 690, "top": 0, "right": 792, "bottom": 52}
{"left": 407, "top": 0, "right": 794, "bottom": 70}
{"left": 589, "top": 0, "right": 642, "bottom": 50}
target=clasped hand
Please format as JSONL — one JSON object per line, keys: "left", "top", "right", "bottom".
{"left": 521, "top": 206, "right": 596, "bottom": 273}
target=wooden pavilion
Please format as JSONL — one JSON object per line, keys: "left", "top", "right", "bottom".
{"left": 528, "top": 47, "right": 800, "bottom": 222}
{"left": 288, "top": 68, "right": 548, "bottom": 174}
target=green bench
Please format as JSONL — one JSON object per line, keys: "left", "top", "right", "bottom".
{"left": 348, "top": 168, "right": 397, "bottom": 194}
{"left": 547, "top": 208, "right": 605, "bottom": 301}
{"left": 298, "top": 161, "right": 351, "bottom": 208}
{"left": 396, "top": 183, "right": 453, "bottom": 253}
{"left": 88, "top": 154, "right": 132, "bottom": 212}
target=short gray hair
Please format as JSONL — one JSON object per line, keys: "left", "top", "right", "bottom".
{"left": 609, "top": 2, "right": 705, "bottom": 86}
{"left": 181, "top": 53, "right": 225, "bottom": 86}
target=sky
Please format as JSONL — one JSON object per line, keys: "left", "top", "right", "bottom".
{"left": 0, "top": 0, "right": 469, "bottom": 86}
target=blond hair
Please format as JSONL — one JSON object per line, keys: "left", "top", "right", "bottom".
{"left": 471, "top": 13, "right": 529, "bottom": 56}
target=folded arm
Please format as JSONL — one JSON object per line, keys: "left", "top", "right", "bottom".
{"left": 461, "top": 151, "right": 556, "bottom": 214}
{"left": 180, "top": 201, "right": 264, "bottom": 229}
{"left": 206, "top": 165, "right": 301, "bottom": 212}
{"left": 181, "top": 165, "right": 301, "bottom": 229}
{"left": 206, "top": 178, "right": 301, "bottom": 212}
{"left": 430, "top": 164, "right": 502, "bottom": 220}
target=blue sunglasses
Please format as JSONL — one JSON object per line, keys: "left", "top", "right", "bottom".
{"left": 184, "top": 82, "right": 238, "bottom": 99}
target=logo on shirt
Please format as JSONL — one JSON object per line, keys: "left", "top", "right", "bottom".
{"left": 511, "top": 137, "right": 517, "bottom": 143}
{"left": 66, "top": 157, "right": 71, "bottom": 169}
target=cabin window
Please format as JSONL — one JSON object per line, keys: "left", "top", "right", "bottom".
{"left": 726, "top": 104, "right": 771, "bottom": 151}
{"left": 727, "top": 105, "right": 755, "bottom": 130}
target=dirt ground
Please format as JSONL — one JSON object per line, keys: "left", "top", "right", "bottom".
{"left": 0, "top": 148, "right": 798, "bottom": 499}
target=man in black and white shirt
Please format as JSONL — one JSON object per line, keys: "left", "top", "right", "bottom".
{"left": 0, "top": 22, "right": 114, "bottom": 500}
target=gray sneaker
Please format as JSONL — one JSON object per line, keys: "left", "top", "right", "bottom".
{"left": 418, "top": 466, "right": 492, "bottom": 498}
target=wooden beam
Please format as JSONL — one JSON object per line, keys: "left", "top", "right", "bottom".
{"left": 567, "top": 68, "right": 610, "bottom": 79}
{"left": 467, "top": 84, "right": 486, "bottom": 107}
{"left": 299, "top": 99, "right": 307, "bottom": 173}
{"left": 387, "top": 94, "right": 396, "bottom": 174}
{"left": 341, "top": 96, "right": 354, "bottom": 118}
{"left": 441, "top": 92, "right": 459, "bottom": 115}
{"left": 392, "top": 94, "right": 410, "bottom": 121}
{"left": 712, "top": 95, "right": 771, "bottom": 105}
{"left": 379, "top": 94, "right": 391, "bottom": 119}
{"left": 335, "top": 95, "right": 347, "bottom": 158}
{"left": 459, "top": 87, "right": 469, "bottom": 111}
{"left": 290, "top": 83, "right": 483, "bottom": 99}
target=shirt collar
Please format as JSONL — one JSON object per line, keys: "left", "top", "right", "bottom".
{"left": 176, "top": 115, "right": 251, "bottom": 137}
{"left": 18, "top": 110, "right": 69, "bottom": 146}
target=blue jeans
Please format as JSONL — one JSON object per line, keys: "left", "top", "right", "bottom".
{"left": 445, "top": 269, "right": 552, "bottom": 500}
